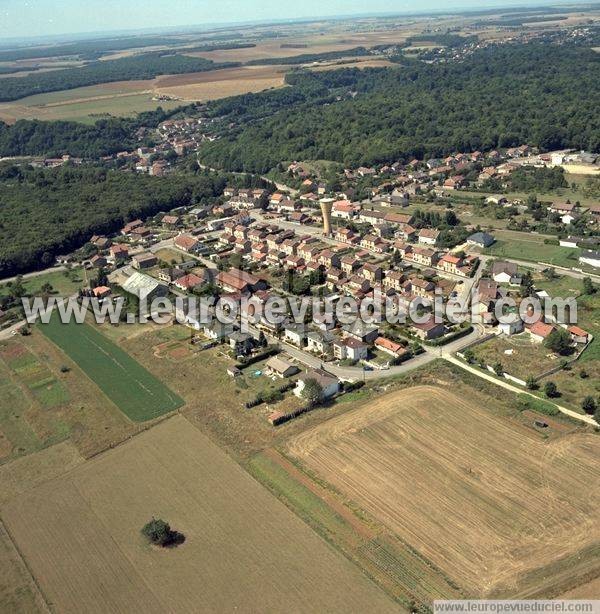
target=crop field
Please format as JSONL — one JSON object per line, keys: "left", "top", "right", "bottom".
{"left": 287, "top": 386, "right": 600, "bottom": 597}
{"left": 1, "top": 416, "right": 397, "bottom": 614}
{"left": 39, "top": 317, "right": 183, "bottom": 421}
{"left": 152, "top": 65, "right": 289, "bottom": 101}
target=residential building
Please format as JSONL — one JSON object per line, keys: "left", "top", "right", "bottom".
{"left": 294, "top": 369, "right": 340, "bottom": 400}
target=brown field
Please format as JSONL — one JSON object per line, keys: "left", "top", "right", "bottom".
{"left": 186, "top": 30, "right": 414, "bottom": 63}
{"left": 287, "top": 386, "right": 600, "bottom": 597}
{"left": 1, "top": 416, "right": 397, "bottom": 613}
{"left": 153, "top": 65, "right": 289, "bottom": 100}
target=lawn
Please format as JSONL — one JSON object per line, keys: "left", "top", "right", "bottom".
{"left": 0, "top": 267, "right": 85, "bottom": 299}
{"left": 485, "top": 238, "right": 580, "bottom": 268}
{"left": 470, "top": 335, "right": 560, "bottom": 380}
{"left": 39, "top": 315, "right": 183, "bottom": 421}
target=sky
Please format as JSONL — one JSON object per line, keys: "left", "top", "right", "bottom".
{"left": 0, "top": 0, "right": 577, "bottom": 41}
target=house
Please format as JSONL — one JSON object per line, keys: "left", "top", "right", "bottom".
{"left": 374, "top": 336, "right": 407, "bottom": 357}
{"left": 438, "top": 253, "right": 464, "bottom": 276}
{"left": 158, "top": 267, "right": 186, "bottom": 283}
{"left": 411, "top": 317, "right": 445, "bottom": 340}
{"left": 335, "top": 228, "right": 356, "bottom": 244}
{"left": 549, "top": 202, "right": 577, "bottom": 215}
{"left": 343, "top": 320, "right": 379, "bottom": 344}
{"left": 467, "top": 232, "right": 495, "bottom": 248}
{"left": 347, "top": 275, "right": 371, "bottom": 294}
{"left": 121, "top": 219, "right": 143, "bottom": 235}
{"left": 294, "top": 369, "right": 340, "bottom": 400}
{"left": 568, "top": 326, "right": 589, "bottom": 345}
{"left": 283, "top": 324, "right": 306, "bottom": 347}
{"left": 174, "top": 234, "right": 199, "bottom": 252}
{"left": 383, "top": 270, "right": 406, "bottom": 292}
{"left": 332, "top": 200, "right": 358, "bottom": 220}
{"left": 528, "top": 320, "right": 555, "bottom": 343}
{"left": 360, "top": 263, "right": 383, "bottom": 283}
{"left": 340, "top": 255, "right": 361, "bottom": 275}
{"left": 360, "top": 234, "right": 388, "bottom": 253}
{"left": 216, "top": 268, "right": 267, "bottom": 294}
{"left": 359, "top": 210, "right": 387, "bottom": 226}
{"left": 498, "top": 319, "right": 524, "bottom": 336}
{"left": 265, "top": 356, "right": 300, "bottom": 378}
{"left": 162, "top": 214, "right": 180, "bottom": 228}
{"left": 306, "top": 330, "right": 334, "bottom": 355}
{"left": 89, "top": 254, "right": 107, "bottom": 269}
{"left": 407, "top": 246, "right": 438, "bottom": 267}
{"left": 384, "top": 213, "right": 415, "bottom": 231}
{"left": 491, "top": 261, "right": 520, "bottom": 284}
{"left": 579, "top": 250, "right": 600, "bottom": 269}
{"left": 109, "top": 244, "right": 129, "bottom": 264}
{"left": 409, "top": 277, "right": 436, "bottom": 299}
{"left": 333, "top": 336, "right": 368, "bottom": 361}
{"left": 121, "top": 272, "right": 168, "bottom": 302}
{"left": 173, "top": 273, "right": 206, "bottom": 292}
{"left": 228, "top": 331, "right": 255, "bottom": 356}
{"left": 202, "top": 320, "right": 234, "bottom": 341}
{"left": 131, "top": 253, "right": 157, "bottom": 270}
{"left": 418, "top": 228, "right": 440, "bottom": 246}
{"left": 92, "top": 286, "right": 111, "bottom": 300}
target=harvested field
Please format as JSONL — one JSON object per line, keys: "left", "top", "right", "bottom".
{"left": 2, "top": 416, "right": 397, "bottom": 613}
{"left": 287, "top": 385, "right": 600, "bottom": 597}
{"left": 153, "top": 65, "right": 288, "bottom": 101}
{"left": 39, "top": 317, "right": 183, "bottom": 422}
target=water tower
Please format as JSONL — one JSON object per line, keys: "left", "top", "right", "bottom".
{"left": 320, "top": 198, "right": 335, "bottom": 237}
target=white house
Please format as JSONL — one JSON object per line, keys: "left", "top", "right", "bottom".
{"left": 283, "top": 324, "right": 306, "bottom": 347}
{"left": 498, "top": 319, "right": 524, "bottom": 336}
{"left": 294, "top": 369, "right": 340, "bottom": 400}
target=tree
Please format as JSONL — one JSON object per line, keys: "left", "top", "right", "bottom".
{"left": 141, "top": 518, "right": 183, "bottom": 547}
{"left": 493, "top": 362, "right": 504, "bottom": 376}
{"left": 463, "top": 349, "right": 475, "bottom": 364}
{"left": 582, "top": 277, "right": 596, "bottom": 295}
{"left": 526, "top": 376, "right": 539, "bottom": 390}
{"left": 544, "top": 381, "right": 559, "bottom": 398}
{"left": 582, "top": 396, "right": 597, "bottom": 415}
{"left": 544, "top": 328, "right": 573, "bottom": 356}
{"left": 594, "top": 406, "right": 600, "bottom": 426}
{"left": 301, "top": 378, "right": 323, "bottom": 407}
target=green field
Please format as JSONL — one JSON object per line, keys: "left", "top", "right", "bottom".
{"left": 39, "top": 316, "right": 183, "bottom": 421}
{"left": 485, "top": 238, "right": 580, "bottom": 268}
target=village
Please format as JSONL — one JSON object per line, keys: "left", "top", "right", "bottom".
{"left": 9, "top": 139, "right": 597, "bottom": 427}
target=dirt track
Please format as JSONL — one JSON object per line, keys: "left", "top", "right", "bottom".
{"left": 288, "top": 386, "right": 600, "bottom": 596}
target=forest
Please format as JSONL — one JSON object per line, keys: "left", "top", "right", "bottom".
{"left": 0, "top": 165, "right": 227, "bottom": 276}
{"left": 0, "top": 52, "right": 236, "bottom": 102}
{"left": 198, "top": 43, "right": 600, "bottom": 172}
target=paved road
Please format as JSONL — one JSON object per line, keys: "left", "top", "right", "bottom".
{"left": 1, "top": 265, "right": 66, "bottom": 285}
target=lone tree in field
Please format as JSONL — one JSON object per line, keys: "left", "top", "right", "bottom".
{"left": 301, "top": 378, "right": 323, "bottom": 408}
{"left": 141, "top": 518, "right": 184, "bottom": 547}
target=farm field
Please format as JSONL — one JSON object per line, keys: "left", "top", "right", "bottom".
{"left": 39, "top": 316, "right": 183, "bottom": 421}
{"left": 0, "top": 330, "right": 138, "bottom": 467}
{"left": 287, "top": 385, "right": 600, "bottom": 597}
{"left": 1, "top": 416, "right": 398, "bottom": 614}
{"left": 152, "top": 64, "right": 289, "bottom": 101}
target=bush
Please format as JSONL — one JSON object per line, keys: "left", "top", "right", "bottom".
{"left": 516, "top": 394, "right": 559, "bottom": 416}
{"left": 582, "top": 396, "right": 597, "bottom": 415}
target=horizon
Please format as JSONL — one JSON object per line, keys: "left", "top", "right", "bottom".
{"left": 0, "top": 0, "right": 586, "bottom": 43}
